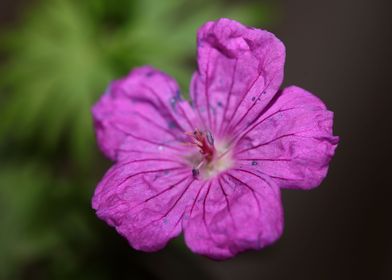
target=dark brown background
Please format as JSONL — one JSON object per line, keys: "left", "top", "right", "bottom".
{"left": 1, "top": 0, "right": 390, "bottom": 279}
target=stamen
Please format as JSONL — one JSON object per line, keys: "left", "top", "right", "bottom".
{"left": 192, "top": 168, "right": 200, "bottom": 178}
{"left": 184, "top": 129, "right": 233, "bottom": 179}
{"left": 185, "top": 128, "right": 216, "bottom": 172}
{"left": 192, "top": 159, "right": 206, "bottom": 179}
{"left": 206, "top": 131, "right": 214, "bottom": 145}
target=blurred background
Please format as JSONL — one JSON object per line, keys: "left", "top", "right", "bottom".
{"left": 0, "top": 0, "right": 390, "bottom": 279}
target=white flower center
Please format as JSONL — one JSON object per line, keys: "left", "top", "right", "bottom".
{"left": 185, "top": 129, "right": 233, "bottom": 180}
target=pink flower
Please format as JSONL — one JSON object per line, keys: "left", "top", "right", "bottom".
{"left": 92, "top": 18, "right": 339, "bottom": 260}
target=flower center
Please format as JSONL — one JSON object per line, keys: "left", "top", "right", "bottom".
{"left": 185, "top": 129, "right": 233, "bottom": 179}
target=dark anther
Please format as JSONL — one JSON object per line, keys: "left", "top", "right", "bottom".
{"left": 192, "top": 168, "right": 200, "bottom": 177}
{"left": 206, "top": 131, "right": 214, "bottom": 146}
{"left": 251, "top": 161, "right": 257, "bottom": 166}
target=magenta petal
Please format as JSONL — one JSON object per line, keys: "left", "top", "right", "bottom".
{"left": 183, "top": 170, "right": 283, "bottom": 260}
{"left": 92, "top": 66, "right": 197, "bottom": 160}
{"left": 190, "top": 18, "right": 285, "bottom": 135}
{"left": 92, "top": 155, "right": 202, "bottom": 251}
{"left": 235, "top": 86, "right": 339, "bottom": 189}
{"left": 91, "top": 18, "right": 339, "bottom": 259}
{"left": 92, "top": 90, "right": 132, "bottom": 160}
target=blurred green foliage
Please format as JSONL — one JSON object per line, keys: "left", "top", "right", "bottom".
{"left": 0, "top": 0, "right": 273, "bottom": 278}
{"left": 0, "top": 161, "right": 97, "bottom": 279}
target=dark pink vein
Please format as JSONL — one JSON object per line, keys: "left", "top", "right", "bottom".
{"left": 221, "top": 70, "right": 264, "bottom": 135}
{"left": 132, "top": 177, "right": 192, "bottom": 233}
{"left": 222, "top": 52, "right": 285, "bottom": 137}
{"left": 204, "top": 49, "right": 213, "bottom": 130}
{"left": 161, "top": 179, "right": 195, "bottom": 218}
{"left": 192, "top": 74, "right": 208, "bottom": 131}
{"left": 116, "top": 148, "right": 181, "bottom": 156}
{"left": 142, "top": 84, "right": 188, "bottom": 132}
{"left": 233, "top": 167, "right": 300, "bottom": 183}
{"left": 133, "top": 111, "right": 181, "bottom": 139}
{"left": 177, "top": 104, "right": 196, "bottom": 131}
{"left": 229, "top": 107, "right": 297, "bottom": 146}
{"left": 224, "top": 173, "right": 261, "bottom": 213}
{"left": 218, "top": 176, "right": 236, "bottom": 228}
{"left": 95, "top": 166, "right": 187, "bottom": 199}
{"left": 235, "top": 128, "right": 318, "bottom": 155}
{"left": 202, "top": 182, "right": 213, "bottom": 238}
{"left": 235, "top": 133, "right": 297, "bottom": 155}
{"left": 120, "top": 157, "right": 186, "bottom": 165}
{"left": 236, "top": 158, "right": 291, "bottom": 162}
{"left": 132, "top": 175, "right": 190, "bottom": 209}
{"left": 115, "top": 167, "right": 186, "bottom": 192}
{"left": 218, "top": 58, "right": 238, "bottom": 135}
{"left": 190, "top": 182, "right": 207, "bottom": 216}
{"left": 112, "top": 122, "right": 183, "bottom": 152}
{"left": 224, "top": 71, "right": 279, "bottom": 136}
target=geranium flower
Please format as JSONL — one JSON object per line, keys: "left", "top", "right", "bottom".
{"left": 91, "top": 18, "right": 339, "bottom": 260}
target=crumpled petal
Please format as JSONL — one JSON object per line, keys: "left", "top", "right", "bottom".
{"left": 92, "top": 148, "right": 202, "bottom": 251}
{"left": 92, "top": 66, "right": 197, "bottom": 160}
{"left": 234, "top": 86, "right": 339, "bottom": 189}
{"left": 183, "top": 169, "right": 283, "bottom": 260}
{"left": 190, "top": 18, "right": 285, "bottom": 136}
{"left": 91, "top": 17, "right": 339, "bottom": 259}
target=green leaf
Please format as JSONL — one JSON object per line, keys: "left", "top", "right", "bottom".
{"left": 0, "top": 0, "right": 272, "bottom": 167}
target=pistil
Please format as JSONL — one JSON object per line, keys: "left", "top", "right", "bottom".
{"left": 186, "top": 129, "right": 215, "bottom": 163}
{"left": 185, "top": 129, "right": 217, "bottom": 178}
{"left": 185, "top": 129, "right": 233, "bottom": 179}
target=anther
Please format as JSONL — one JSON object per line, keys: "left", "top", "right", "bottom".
{"left": 206, "top": 131, "right": 214, "bottom": 146}
{"left": 192, "top": 168, "right": 200, "bottom": 178}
